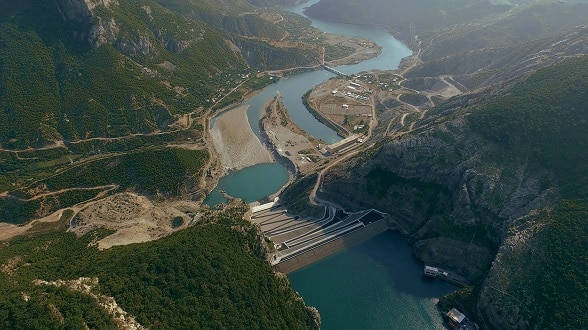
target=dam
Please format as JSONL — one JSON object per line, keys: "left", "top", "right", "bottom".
{"left": 249, "top": 202, "right": 394, "bottom": 273}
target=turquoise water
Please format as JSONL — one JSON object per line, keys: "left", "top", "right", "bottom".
{"left": 205, "top": 0, "right": 411, "bottom": 204}
{"left": 289, "top": 231, "right": 457, "bottom": 329}
{"left": 203, "top": 2, "right": 455, "bottom": 328}
{"left": 289, "top": 0, "right": 412, "bottom": 73}
{"left": 203, "top": 163, "right": 289, "bottom": 206}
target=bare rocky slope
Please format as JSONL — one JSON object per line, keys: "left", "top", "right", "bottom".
{"left": 296, "top": 2, "right": 588, "bottom": 327}
{"left": 316, "top": 57, "right": 588, "bottom": 329}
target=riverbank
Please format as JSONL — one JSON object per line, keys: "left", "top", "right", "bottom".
{"left": 210, "top": 105, "right": 274, "bottom": 174}
{"left": 302, "top": 90, "right": 349, "bottom": 138}
{"left": 259, "top": 94, "right": 326, "bottom": 177}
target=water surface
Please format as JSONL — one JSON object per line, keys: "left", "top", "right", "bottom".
{"left": 204, "top": 163, "right": 289, "bottom": 206}
{"left": 289, "top": 231, "right": 456, "bottom": 329}
{"left": 205, "top": 0, "right": 410, "bottom": 203}
{"left": 204, "top": 3, "right": 454, "bottom": 328}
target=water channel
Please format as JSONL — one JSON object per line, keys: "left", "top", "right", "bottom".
{"left": 204, "top": 1, "right": 456, "bottom": 327}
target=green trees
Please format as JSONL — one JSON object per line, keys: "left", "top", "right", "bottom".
{"left": 0, "top": 207, "right": 316, "bottom": 329}
{"left": 0, "top": 148, "right": 209, "bottom": 223}
{"left": 0, "top": 24, "right": 60, "bottom": 148}
{"left": 468, "top": 56, "right": 588, "bottom": 198}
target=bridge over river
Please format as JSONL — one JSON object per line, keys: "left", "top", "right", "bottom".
{"left": 322, "top": 64, "right": 348, "bottom": 77}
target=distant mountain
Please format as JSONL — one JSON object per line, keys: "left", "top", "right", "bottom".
{"left": 304, "top": 0, "right": 511, "bottom": 35}
{"left": 155, "top": 0, "right": 287, "bottom": 39}
{"left": 405, "top": 24, "right": 588, "bottom": 89}
{"left": 305, "top": 0, "right": 588, "bottom": 90}
{"left": 312, "top": 56, "right": 588, "bottom": 329}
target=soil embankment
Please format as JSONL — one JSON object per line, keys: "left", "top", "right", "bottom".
{"left": 210, "top": 106, "right": 273, "bottom": 174}
{"left": 260, "top": 95, "right": 325, "bottom": 177}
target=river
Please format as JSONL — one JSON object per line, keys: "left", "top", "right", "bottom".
{"left": 205, "top": 1, "right": 456, "bottom": 328}
{"left": 204, "top": 0, "right": 411, "bottom": 205}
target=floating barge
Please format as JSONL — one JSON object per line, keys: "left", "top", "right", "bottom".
{"left": 423, "top": 265, "right": 469, "bottom": 287}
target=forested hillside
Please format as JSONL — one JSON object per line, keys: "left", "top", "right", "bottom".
{"left": 0, "top": 205, "right": 319, "bottom": 329}
{"left": 0, "top": 0, "right": 322, "bottom": 149}
{"left": 312, "top": 56, "right": 588, "bottom": 329}
{"left": 0, "top": 0, "right": 329, "bottom": 224}
{"left": 0, "top": 148, "right": 209, "bottom": 224}
{"left": 0, "top": 0, "right": 239, "bottom": 148}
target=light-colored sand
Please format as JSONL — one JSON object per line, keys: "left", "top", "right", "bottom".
{"left": 261, "top": 95, "right": 323, "bottom": 176}
{"left": 210, "top": 105, "right": 273, "bottom": 173}
{"left": 0, "top": 223, "right": 32, "bottom": 241}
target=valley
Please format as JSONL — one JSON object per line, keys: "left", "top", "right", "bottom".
{"left": 1, "top": 0, "right": 587, "bottom": 329}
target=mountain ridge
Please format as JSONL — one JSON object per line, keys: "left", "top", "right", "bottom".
{"left": 313, "top": 54, "right": 588, "bottom": 329}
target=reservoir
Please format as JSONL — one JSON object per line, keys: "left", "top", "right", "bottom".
{"left": 206, "top": 1, "right": 455, "bottom": 327}
{"left": 203, "top": 163, "right": 288, "bottom": 206}
{"left": 288, "top": 231, "right": 457, "bottom": 329}
{"left": 206, "top": 0, "right": 411, "bottom": 203}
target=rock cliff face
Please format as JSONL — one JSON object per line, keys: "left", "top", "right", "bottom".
{"left": 88, "top": 16, "right": 120, "bottom": 48}
{"left": 53, "top": 0, "right": 199, "bottom": 57}
{"left": 320, "top": 112, "right": 557, "bottom": 281}
{"left": 55, "top": 0, "right": 146, "bottom": 55}
{"left": 316, "top": 56, "right": 588, "bottom": 328}
{"left": 56, "top": 0, "right": 112, "bottom": 22}
{"left": 475, "top": 202, "right": 587, "bottom": 329}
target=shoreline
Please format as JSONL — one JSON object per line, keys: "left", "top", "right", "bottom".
{"left": 209, "top": 105, "right": 274, "bottom": 175}
{"left": 259, "top": 119, "right": 298, "bottom": 201}
{"left": 302, "top": 90, "right": 349, "bottom": 138}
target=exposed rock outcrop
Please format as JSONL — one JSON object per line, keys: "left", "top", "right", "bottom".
{"left": 53, "top": 0, "right": 196, "bottom": 57}
{"left": 320, "top": 118, "right": 558, "bottom": 277}
{"left": 88, "top": 16, "right": 120, "bottom": 47}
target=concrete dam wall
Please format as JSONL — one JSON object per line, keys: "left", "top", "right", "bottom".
{"left": 273, "top": 219, "right": 391, "bottom": 274}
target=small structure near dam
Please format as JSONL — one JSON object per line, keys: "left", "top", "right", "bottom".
{"left": 249, "top": 202, "right": 393, "bottom": 273}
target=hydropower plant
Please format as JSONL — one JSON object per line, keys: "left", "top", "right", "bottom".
{"left": 249, "top": 202, "right": 393, "bottom": 273}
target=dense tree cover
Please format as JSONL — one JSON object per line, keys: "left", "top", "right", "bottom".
{"left": 442, "top": 200, "right": 588, "bottom": 329}
{"left": 234, "top": 38, "right": 320, "bottom": 70}
{"left": 0, "top": 130, "right": 199, "bottom": 194}
{"left": 0, "top": 18, "right": 221, "bottom": 148}
{"left": 519, "top": 200, "right": 588, "bottom": 329}
{"left": 410, "top": 56, "right": 588, "bottom": 328}
{"left": 0, "top": 206, "right": 317, "bottom": 329}
{"left": 0, "top": 0, "right": 324, "bottom": 149}
{"left": 468, "top": 56, "right": 588, "bottom": 198}
{"left": 0, "top": 148, "right": 209, "bottom": 223}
